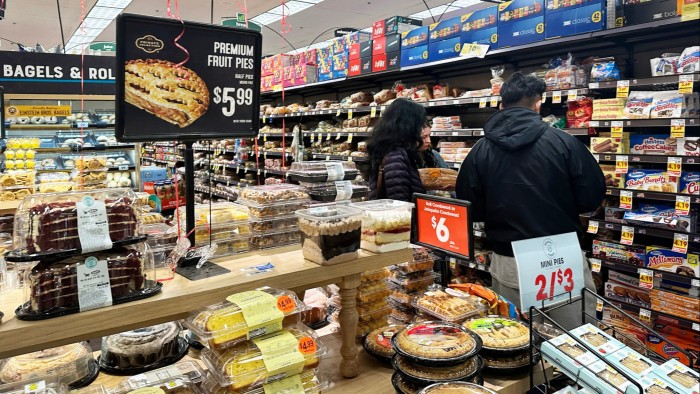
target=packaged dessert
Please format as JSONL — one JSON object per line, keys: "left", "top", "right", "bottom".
{"left": 395, "top": 247, "right": 437, "bottom": 274}
{"left": 568, "top": 324, "right": 626, "bottom": 357}
{"left": 0, "top": 378, "right": 68, "bottom": 394}
{"left": 393, "top": 354, "right": 481, "bottom": 386}
{"left": 352, "top": 199, "right": 413, "bottom": 253}
{"left": 358, "top": 303, "right": 391, "bottom": 322}
{"left": 249, "top": 215, "right": 297, "bottom": 234}
{"left": 194, "top": 222, "right": 250, "bottom": 244}
{"left": 541, "top": 334, "right": 599, "bottom": 370}
{"left": 288, "top": 161, "right": 359, "bottom": 183}
{"left": 357, "top": 315, "right": 392, "bottom": 338}
{"left": 176, "top": 202, "right": 249, "bottom": 228}
{"left": 639, "top": 376, "right": 685, "bottom": 394}
{"left": 623, "top": 92, "right": 655, "bottom": 119}
{"left": 241, "top": 199, "right": 309, "bottom": 219}
{"left": 16, "top": 242, "right": 159, "bottom": 319}
{"left": 607, "top": 348, "right": 655, "bottom": 382}
{"left": 362, "top": 325, "right": 405, "bottom": 362}
{"left": 650, "top": 92, "right": 686, "bottom": 119}
{"left": 99, "top": 322, "right": 187, "bottom": 374}
{"left": 629, "top": 134, "right": 676, "bottom": 155}
{"left": 8, "top": 188, "right": 141, "bottom": 259}
{"left": 301, "top": 181, "right": 369, "bottom": 202}
{"left": 414, "top": 289, "right": 487, "bottom": 323}
{"left": 0, "top": 342, "right": 97, "bottom": 389}
{"left": 361, "top": 267, "right": 391, "bottom": 282}
{"left": 389, "top": 271, "right": 439, "bottom": 292}
{"left": 604, "top": 281, "right": 651, "bottom": 308}
{"left": 580, "top": 360, "right": 634, "bottom": 394}
{"left": 356, "top": 281, "right": 390, "bottom": 303}
{"left": 481, "top": 351, "right": 536, "bottom": 373}
{"left": 392, "top": 322, "right": 482, "bottom": 365}
{"left": 202, "top": 369, "right": 329, "bottom": 394}
{"left": 200, "top": 325, "right": 325, "bottom": 390}
{"left": 0, "top": 170, "right": 36, "bottom": 187}
{"left": 111, "top": 375, "right": 202, "bottom": 394}
{"left": 120, "top": 361, "right": 205, "bottom": 389}
{"left": 249, "top": 229, "right": 300, "bottom": 250}
{"left": 624, "top": 169, "right": 678, "bottom": 193}
{"left": 418, "top": 168, "right": 458, "bottom": 191}
{"left": 654, "top": 358, "right": 700, "bottom": 393}
{"left": 239, "top": 184, "right": 308, "bottom": 205}
{"left": 183, "top": 288, "right": 304, "bottom": 350}
{"left": 296, "top": 205, "right": 362, "bottom": 265}
{"left": 0, "top": 187, "right": 34, "bottom": 201}
{"left": 464, "top": 317, "right": 531, "bottom": 353}
{"left": 678, "top": 46, "right": 700, "bottom": 74}
{"left": 680, "top": 172, "right": 699, "bottom": 196}
{"left": 419, "top": 381, "right": 496, "bottom": 394}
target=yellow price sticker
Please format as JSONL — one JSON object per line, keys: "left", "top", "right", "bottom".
{"left": 567, "top": 89, "right": 577, "bottom": 102}
{"left": 638, "top": 268, "right": 654, "bottom": 289}
{"left": 667, "top": 157, "right": 682, "bottom": 177}
{"left": 552, "top": 91, "right": 562, "bottom": 104}
{"left": 619, "top": 190, "right": 633, "bottom": 209}
{"left": 310, "top": 133, "right": 315, "bottom": 142}
{"left": 326, "top": 133, "right": 331, "bottom": 141}
{"left": 490, "top": 97, "right": 499, "bottom": 107}
{"left": 616, "top": 80, "right": 630, "bottom": 98}
{"left": 590, "top": 258, "right": 602, "bottom": 273}
{"left": 672, "top": 233, "right": 689, "bottom": 254}
{"left": 370, "top": 107, "right": 377, "bottom": 118}
{"left": 615, "top": 155, "right": 629, "bottom": 174}
{"left": 679, "top": 75, "right": 694, "bottom": 94}
{"left": 671, "top": 119, "right": 686, "bottom": 138}
{"left": 348, "top": 109, "right": 353, "bottom": 119}
{"left": 611, "top": 121, "right": 624, "bottom": 138}
{"left": 347, "top": 156, "right": 353, "bottom": 163}
{"left": 676, "top": 195, "right": 690, "bottom": 216}
{"left": 639, "top": 308, "right": 652, "bottom": 323}
{"left": 620, "top": 225, "right": 634, "bottom": 245}
{"left": 263, "top": 134, "right": 267, "bottom": 142}
{"left": 348, "top": 133, "right": 353, "bottom": 143}
{"left": 587, "top": 220, "right": 599, "bottom": 234}
{"left": 335, "top": 132, "right": 341, "bottom": 140}
{"left": 479, "top": 98, "right": 487, "bottom": 108}
{"left": 325, "top": 155, "right": 330, "bottom": 161}
{"left": 262, "top": 115, "right": 267, "bottom": 123}
{"left": 596, "top": 299, "right": 604, "bottom": 312}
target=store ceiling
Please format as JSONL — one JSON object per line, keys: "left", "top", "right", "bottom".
{"left": 0, "top": 0, "right": 488, "bottom": 55}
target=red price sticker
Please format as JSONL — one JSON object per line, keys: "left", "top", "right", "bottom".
{"left": 298, "top": 336, "right": 317, "bottom": 355}
{"left": 617, "top": 80, "right": 630, "bottom": 98}
{"left": 619, "top": 190, "right": 633, "bottom": 209}
{"left": 611, "top": 121, "right": 624, "bottom": 138}
{"left": 415, "top": 197, "right": 471, "bottom": 258}
{"left": 672, "top": 233, "right": 689, "bottom": 254}
{"left": 638, "top": 268, "right": 654, "bottom": 289}
{"left": 676, "top": 195, "right": 690, "bottom": 215}
{"left": 620, "top": 225, "right": 634, "bottom": 245}
{"left": 667, "top": 157, "right": 682, "bottom": 177}
{"left": 615, "top": 155, "right": 628, "bottom": 174}
{"left": 276, "top": 295, "right": 296, "bottom": 313}
{"left": 587, "top": 220, "right": 599, "bottom": 234}
{"left": 535, "top": 268, "right": 575, "bottom": 301}
{"left": 671, "top": 119, "right": 686, "bottom": 138}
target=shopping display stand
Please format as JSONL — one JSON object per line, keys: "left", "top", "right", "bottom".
{"left": 528, "top": 288, "right": 694, "bottom": 393}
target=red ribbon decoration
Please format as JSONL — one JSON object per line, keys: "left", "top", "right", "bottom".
{"left": 166, "top": 0, "right": 190, "bottom": 73}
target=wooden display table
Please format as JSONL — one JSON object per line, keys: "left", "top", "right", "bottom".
{"left": 0, "top": 246, "right": 412, "bottom": 378}
{"left": 0, "top": 200, "right": 20, "bottom": 215}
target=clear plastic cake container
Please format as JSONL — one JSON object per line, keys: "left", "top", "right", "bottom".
{"left": 358, "top": 305, "right": 392, "bottom": 322}
{"left": 295, "top": 206, "right": 363, "bottom": 265}
{"left": 301, "top": 181, "right": 369, "bottom": 202}
{"left": 412, "top": 290, "right": 488, "bottom": 323}
{"left": 249, "top": 229, "right": 301, "bottom": 250}
{"left": 200, "top": 325, "right": 326, "bottom": 390}
{"left": 288, "top": 161, "right": 359, "bottom": 183}
{"left": 111, "top": 375, "right": 202, "bottom": 394}
{"left": 239, "top": 184, "right": 308, "bottom": 205}
{"left": 140, "top": 223, "right": 178, "bottom": 249}
{"left": 0, "top": 378, "right": 68, "bottom": 394}
{"left": 356, "top": 282, "right": 391, "bottom": 303}
{"left": 351, "top": 199, "right": 413, "bottom": 253}
{"left": 183, "top": 287, "right": 304, "bottom": 350}
{"left": 240, "top": 199, "right": 310, "bottom": 218}
{"left": 361, "top": 267, "right": 391, "bottom": 283}
{"left": 202, "top": 369, "right": 330, "bottom": 394}
{"left": 176, "top": 202, "right": 250, "bottom": 228}
{"left": 0, "top": 342, "right": 93, "bottom": 385}
{"left": 395, "top": 247, "right": 438, "bottom": 274}
{"left": 9, "top": 188, "right": 141, "bottom": 259}
{"left": 119, "top": 360, "right": 205, "bottom": 389}
{"left": 193, "top": 222, "right": 251, "bottom": 244}
{"left": 388, "top": 271, "right": 439, "bottom": 292}
{"left": 249, "top": 215, "right": 298, "bottom": 234}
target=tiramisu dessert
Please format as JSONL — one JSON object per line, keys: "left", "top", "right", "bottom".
{"left": 296, "top": 206, "right": 362, "bottom": 265}
{"left": 352, "top": 199, "right": 413, "bottom": 253}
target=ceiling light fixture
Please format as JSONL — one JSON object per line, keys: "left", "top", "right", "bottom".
{"left": 64, "top": 0, "right": 133, "bottom": 54}
{"left": 249, "top": 0, "right": 326, "bottom": 26}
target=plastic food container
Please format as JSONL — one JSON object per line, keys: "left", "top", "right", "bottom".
{"left": 395, "top": 248, "right": 437, "bottom": 274}
{"left": 361, "top": 267, "right": 391, "bottom": 283}
{"left": 194, "top": 222, "right": 251, "bottom": 244}
{"left": 16, "top": 241, "right": 160, "bottom": 320}
{"left": 393, "top": 354, "right": 482, "bottom": 386}
{"left": 98, "top": 322, "right": 188, "bottom": 374}
{"left": 388, "top": 271, "right": 439, "bottom": 292}
{"left": 418, "top": 382, "right": 497, "bottom": 394}
{"left": 141, "top": 223, "right": 178, "bottom": 249}
{"left": 111, "top": 375, "right": 202, "bottom": 394}
{"left": 0, "top": 342, "right": 98, "bottom": 389}
{"left": 296, "top": 205, "right": 362, "bottom": 265}
{"left": 464, "top": 317, "right": 531, "bottom": 353}
{"left": 202, "top": 369, "right": 329, "bottom": 394}
{"left": 362, "top": 325, "right": 405, "bottom": 363}
{"left": 359, "top": 304, "right": 391, "bottom": 322}
{"left": 0, "top": 170, "right": 36, "bottom": 187}
{"left": 249, "top": 215, "right": 298, "bottom": 234}
{"left": 356, "top": 281, "right": 390, "bottom": 303}
{"left": 300, "top": 181, "right": 369, "bottom": 202}
{"left": 176, "top": 202, "right": 250, "bottom": 228}
{"left": 0, "top": 378, "right": 68, "bottom": 394}
{"left": 392, "top": 322, "right": 482, "bottom": 366}
{"left": 118, "top": 361, "right": 205, "bottom": 390}
{"left": 351, "top": 199, "right": 413, "bottom": 253}
{"left": 249, "top": 229, "right": 300, "bottom": 250}
{"left": 288, "top": 161, "right": 359, "bottom": 183}
{"left": 241, "top": 199, "right": 309, "bottom": 218}
{"left": 413, "top": 289, "right": 487, "bottom": 323}
{"left": 239, "top": 184, "right": 308, "bottom": 205}
{"left": 7, "top": 188, "right": 141, "bottom": 260}
{"left": 388, "top": 284, "right": 428, "bottom": 306}
{"left": 200, "top": 325, "right": 326, "bottom": 390}
{"left": 183, "top": 288, "right": 304, "bottom": 350}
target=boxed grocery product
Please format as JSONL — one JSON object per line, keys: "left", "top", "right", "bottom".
{"left": 623, "top": 203, "right": 694, "bottom": 233}
{"left": 330, "top": 36, "right": 346, "bottom": 55}
{"left": 592, "top": 98, "right": 626, "bottom": 120}
{"left": 578, "top": 360, "right": 636, "bottom": 394}
{"left": 569, "top": 323, "right": 626, "bottom": 356}
{"left": 629, "top": 134, "right": 676, "bottom": 155}
{"left": 401, "top": 26, "right": 429, "bottom": 49}
{"left": 677, "top": 138, "right": 700, "bottom": 156}
{"left": 623, "top": 92, "right": 655, "bottom": 119}
{"left": 650, "top": 91, "right": 686, "bottom": 118}
{"left": 371, "top": 51, "right": 400, "bottom": 73}
{"left": 651, "top": 289, "right": 700, "bottom": 312}
{"left": 348, "top": 58, "right": 362, "bottom": 77}
{"left": 270, "top": 54, "right": 293, "bottom": 70}
{"left": 316, "top": 45, "right": 332, "bottom": 63}
{"left": 372, "top": 16, "right": 422, "bottom": 38}
{"left": 261, "top": 56, "right": 274, "bottom": 76}
{"left": 401, "top": 45, "right": 429, "bottom": 67}
{"left": 604, "top": 281, "right": 650, "bottom": 308}
{"left": 349, "top": 40, "right": 372, "bottom": 60}
{"left": 616, "top": 0, "right": 679, "bottom": 26}
{"left": 317, "top": 71, "right": 333, "bottom": 82}
{"left": 360, "top": 56, "right": 372, "bottom": 75}
{"left": 624, "top": 169, "right": 678, "bottom": 193}
{"left": 428, "top": 15, "right": 462, "bottom": 42}
{"left": 260, "top": 75, "right": 274, "bottom": 92}
{"left": 345, "top": 31, "right": 371, "bottom": 46}
{"left": 592, "top": 239, "right": 645, "bottom": 266}
{"left": 462, "top": 27, "right": 499, "bottom": 48}
{"left": 646, "top": 332, "right": 700, "bottom": 370}
{"left": 541, "top": 334, "right": 599, "bottom": 377}
{"left": 639, "top": 376, "right": 687, "bottom": 394}
{"left": 680, "top": 173, "right": 700, "bottom": 198}
{"left": 678, "top": 46, "right": 700, "bottom": 74}
{"left": 331, "top": 52, "right": 348, "bottom": 74}
{"left": 653, "top": 358, "right": 700, "bottom": 393}
{"left": 428, "top": 36, "right": 462, "bottom": 61}
{"left": 461, "top": 6, "right": 498, "bottom": 33}
{"left": 607, "top": 347, "right": 656, "bottom": 382}
{"left": 604, "top": 207, "right": 626, "bottom": 222}
{"left": 608, "top": 270, "right": 642, "bottom": 287}
{"left": 545, "top": 0, "right": 606, "bottom": 39}
{"left": 600, "top": 164, "right": 623, "bottom": 188}
{"left": 372, "top": 34, "right": 401, "bottom": 56}
{"left": 497, "top": 16, "right": 545, "bottom": 47}
{"left": 590, "top": 137, "right": 625, "bottom": 153}
{"left": 498, "top": 0, "right": 545, "bottom": 21}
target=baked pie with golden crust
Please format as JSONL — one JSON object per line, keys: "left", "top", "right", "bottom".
{"left": 125, "top": 59, "right": 209, "bottom": 127}
{"left": 465, "top": 317, "right": 530, "bottom": 350}
{"left": 393, "top": 322, "right": 479, "bottom": 360}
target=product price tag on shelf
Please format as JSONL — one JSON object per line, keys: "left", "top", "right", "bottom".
{"left": 262, "top": 115, "right": 266, "bottom": 123}
{"left": 679, "top": 74, "right": 694, "bottom": 94}
{"left": 596, "top": 299, "right": 604, "bottom": 312}
{"left": 118, "top": 164, "right": 129, "bottom": 171}
{"left": 326, "top": 133, "right": 331, "bottom": 141}
{"left": 639, "top": 308, "right": 651, "bottom": 323}
{"left": 675, "top": 195, "right": 690, "bottom": 216}
{"left": 615, "top": 155, "right": 629, "bottom": 174}
{"left": 616, "top": 80, "right": 630, "bottom": 98}
{"left": 24, "top": 381, "right": 46, "bottom": 394}
{"left": 335, "top": 132, "right": 341, "bottom": 140}
{"left": 567, "top": 90, "right": 578, "bottom": 102}
{"left": 76, "top": 121, "right": 89, "bottom": 128}
{"left": 490, "top": 97, "right": 499, "bottom": 107}
{"left": 453, "top": 99, "right": 460, "bottom": 105}
{"left": 691, "top": 279, "right": 700, "bottom": 288}
{"left": 693, "top": 322, "right": 700, "bottom": 332}
{"left": 638, "top": 268, "right": 654, "bottom": 289}
{"left": 263, "top": 134, "right": 267, "bottom": 142}
{"left": 587, "top": 220, "right": 599, "bottom": 234}
{"left": 611, "top": 121, "right": 624, "bottom": 138}
{"left": 336, "top": 109, "right": 341, "bottom": 117}
{"left": 257, "top": 169, "right": 261, "bottom": 176}
{"left": 672, "top": 233, "right": 689, "bottom": 254}
{"left": 590, "top": 258, "right": 602, "bottom": 273}
{"left": 619, "top": 190, "right": 633, "bottom": 209}
{"left": 592, "top": 154, "right": 599, "bottom": 163}
{"left": 347, "top": 156, "right": 353, "bottom": 163}
{"left": 541, "top": 95, "right": 547, "bottom": 104}
{"left": 370, "top": 107, "right": 377, "bottom": 118}
{"left": 309, "top": 133, "right": 315, "bottom": 142}
{"left": 429, "top": 101, "right": 436, "bottom": 107}
{"left": 348, "top": 109, "right": 353, "bottom": 119}
{"left": 325, "top": 155, "right": 330, "bottom": 161}
{"left": 620, "top": 225, "right": 634, "bottom": 245}
{"left": 667, "top": 156, "right": 682, "bottom": 177}
{"left": 347, "top": 133, "right": 353, "bottom": 143}
{"left": 479, "top": 97, "right": 487, "bottom": 108}
{"left": 552, "top": 91, "right": 562, "bottom": 104}
{"left": 671, "top": 119, "right": 686, "bottom": 138}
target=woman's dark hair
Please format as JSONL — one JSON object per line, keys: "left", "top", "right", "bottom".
{"left": 420, "top": 148, "right": 438, "bottom": 168}
{"left": 366, "top": 98, "right": 426, "bottom": 173}
{"left": 500, "top": 71, "right": 547, "bottom": 108}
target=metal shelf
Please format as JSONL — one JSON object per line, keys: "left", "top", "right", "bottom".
{"left": 609, "top": 299, "right": 700, "bottom": 332}
{"left": 304, "top": 131, "right": 372, "bottom": 138}
{"left": 594, "top": 257, "right": 700, "bottom": 289}
{"left": 562, "top": 128, "right": 590, "bottom": 136}
{"left": 256, "top": 151, "right": 293, "bottom": 158}
{"left": 605, "top": 187, "right": 700, "bottom": 203}
{"left": 431, "top": 129, "right": 484, "bottom": 137}
{"left": 596, "top": 153, "right": 700, "bottom": 165}
{"left": 590, "top": 73, "right": 700, "bottom": 89}
{"left": 596, "top": 220, "right": 700, "bottom": 243}
{"left": 445, "top": 161, "right": 462, "bottom": 169}
{"left": 310, "top": 153, "right": 368, "bottom": 162}
{"left": 259, "top": 133, "right": 294, "bottom": 138}
{"left": 589, "top": 118, "right": 700, "bottom": 128}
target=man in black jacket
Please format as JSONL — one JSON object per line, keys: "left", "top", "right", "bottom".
{"left": 456, "top": 72, "right": 605, "bottom": 327}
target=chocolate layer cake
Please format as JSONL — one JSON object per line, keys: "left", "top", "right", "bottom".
{"left": 101, "top": 322, "right": 182, "bottom": 369}
{"left": 25, "top": 198, "right": 138, "bottom": 254}
{"left": 26, "top": 246, "right": 146, "bottom": 313}
{"left": 297, "top": 209, "right": 362, "bottom": 265}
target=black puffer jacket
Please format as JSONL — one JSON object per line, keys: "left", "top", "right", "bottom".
{"left": 369, "top": 147, "right": 426, "bottom": 201}
{"left": 456, "top": 107, "right": 605, "bottom": 256}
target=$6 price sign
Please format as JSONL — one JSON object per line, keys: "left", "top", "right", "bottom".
{"left": 212, "top": 87, "right": 254, "bottom": 116}
{"left": 535, "top": 268, "right": 574, "bottom": 301}
{"left": 431, "top": 216, "right": 450, "bottom": 243}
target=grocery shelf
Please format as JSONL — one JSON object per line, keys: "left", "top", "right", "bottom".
{"left": 589, "top": 118, "right": 700, "bottom": 128}
{"left": 303, "top": 131, "right": 372, "bottom": 138}
{"left": 141, "top": 157, "right": 181, "bottom": 166}
{"left": 431, "top": 129, "right": 483, "bottom": 137}
{"left": 194, "top": 186, "right": 243, "bottom": 200}
{"left": 448, "top": 256, "right": 489, "bottom": 273}
{"left": 542, "top": 88, "right": 589, "bottom": 98}
{"left": 593, "top": 256, "right": 700, "bottom": 289}
{"left": 609, "top": 299, "right": 700, "bottom": 332}
{"left": 259, "top": 133, "right": 294, "bottom": 138}
{"left": 595, "top": 220, "right": 700, "bottom": 243}
{"left": 256, "top": 150, "right": 293, "bottom": 157}
{"left": 311, "top": 153, "right": 369, "bottom": 162}
{"left": 562, "top": 128, "right": 590, "bottom": 136}
{"left": 596, "top": 153, "right": 700, "bottom": 165}
{"left": 605, "top": 187, "right": 700, "bottom": 203}
{"left": 26, "top": 144, "right": 136, "bottom": 153}
{"left": 590, "top": 73, "right": 700, "bottom": 89}
{"left": 445, "top": 161, "right": 462, "bottom": 169}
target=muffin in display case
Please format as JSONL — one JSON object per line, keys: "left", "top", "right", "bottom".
{"left": 0, "top": 342, "right": 98, "bottom": 389}
{"left": 351, "top": 199, "right": 413, "bottom": 253}
{"left": 98, "top": 322, "right": 188, "bottom": 374}
{"left": 202, "top": 369, "right": 329, "bottom": 394}
{"left": 7, "top": 189, "right": 141, "bottom": 259}
{"left": 16, "top": 242, "right": 160, "bottom": 320}
{"left": 296, "top": 205, "right": 362, "bottom": 265}
{"left": 200, "top": 325, "right": 326, "bottom": 390}
{"left": 0, "top": 378, "right": 68, "bottom": 394}
{"left": 183, "top": 288, "right": 304, "bottom": 350}
{"left": 288, "top": 161, "right": 359, "bottom": 183}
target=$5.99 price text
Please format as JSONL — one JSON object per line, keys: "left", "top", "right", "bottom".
{"left": 212, "top": 87, "right": 254, "bottom": 117}
{"left": 535, "top": 268, "right": 574, "bottom": 301}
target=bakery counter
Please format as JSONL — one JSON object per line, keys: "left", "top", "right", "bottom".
{"left": 0, "top": 245, "right": 412, "bottom": 379}
{"left": 0, "top": 200, "right": 20, "bottom": 215}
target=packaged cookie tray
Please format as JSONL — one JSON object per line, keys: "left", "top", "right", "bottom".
{"left": 238, "top": 199, "right": 310, "bottom": 218}
{"left": 356, "top": 283, "right": 391, "bottom": 303}
{"left": 288, "top": 160, "right": 359, "bottom": 183}
{"left": 183, "top": 287, "right": 304, "bottom": 351}
{"left": 117, "top": 361, "right": 206, "bottom": 390}
{"left": 200, "top": 325, "right": 326, "bottom": 389}
{"left": 141, "top": 223, "right": 178, "bottom": 248}
{"left": 361, "top": 267, "right": 391, "bottom": 283}
{"left": 412, "top": 291, "right": 488, "bottom": 324}
{"left": 176, "top": 202, "right": 250, "bottom": 227}
{"left": 192, "top": 222, "right": 251, "bottom": 242}
{"left": 208, "top": 239, "right": 251, "bottom": 257}
{"left": 395, "top": 249, "right": 438, "bottom": 274}
{"left": 0, "top": 378, "right": 68, "bottom": 394}
{"left": 249, "top": 214, "right": 298, "bottom": 234}
{"left": 202, "top": 369, "right": 329, "bottom": 394}
{"left": 388, "top": 271, "right": 440, "bottom": 292}
{"left": 37, "top": 182, "right": 75, "bottom": 193}
{"left": 111, "top": 375, "right": 203, "bottom": 394}
{"left": 238, "top": 184, "right": 309, "bottom": 205}
{"left": 250, "top": 229, "right": 301, "bottom": 250}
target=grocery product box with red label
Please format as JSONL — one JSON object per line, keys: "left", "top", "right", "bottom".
{"left": 345, "top": 31, "right": 371, "bottom": 46}
{"left": 372, "top": 16, "right": 422, "bottom": 38}
{"left": 294, "top": 64, "right": 318, "bottom": 86}
{"left": 360, "top": 56, "right": 372, "bottom": 75}
{"left": 678, "top": 137, "right": 700, "bottom": 156}
{"left": 348, "top": 58, "right": 362, "bottom": 77}
{"left": 461, "top": 27, "right": 499, "bottom": 48}
{"left": 349, "top": 41, "right": 372, "bottom": 60}
{"left": 428, "top": 15, "right": 462, "bottom": 42}
{"left": 283, "top": 66, "right": 296, "bottom": 88}
{"left": 401, "top": 26, "right": 429, "bottom": 49}
{"left": 372, "top": 34, "right": 401, "bottom": 56}
{"left": 624, "top": 169, "right": 678, "bottom": 193}
{"left": 372, "top": 51, "right": 400, "bottom": 72}
{"left": 646, "top": 246, "right": 700, "bottom": 277}
{"left": 316, "top": 45, "right": 332, "bottom": 64}
{"left": 428, "top": 36, "right": 462, "bottom": 62}
{"left": 401, "top": 45, "right": 429, "bottom": 67}
{"left": 623, "top": 203, "right": 695, "bottom": 233}
{"left": 271, "top": 53, "right": 292, "bottom": 70}
{"left": 545, "top": 0, "right": 606, "bottom": 39}
{"left": 461, "top": 6, "right": 498, "bottom": 34}
{"left": 592, "top": 239, "right": 645, "bottom": 266}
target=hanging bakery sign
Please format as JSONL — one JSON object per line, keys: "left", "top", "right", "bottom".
{"left": 115, "top": 14, "right": 262, "bottom": 142}
{"left": 0, "top": 51, "right": 116, "bottom": 95}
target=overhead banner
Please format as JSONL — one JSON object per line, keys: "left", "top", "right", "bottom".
{"left": 116, "top": 14, "right": 262, "bottom": 142}
{"left": 0, "top": 51, "right": 116, "bottom": 95}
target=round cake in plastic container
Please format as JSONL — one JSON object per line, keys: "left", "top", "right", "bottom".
{"left": 98, "top": 322, "right": 188, "bottom": 374}
{"left": 418, "top": 382, "right": 497, "bottom": 394}
{"left": 362, "top": 324, "right": 405, "bottom": 362}
{"left": 0, "top": 342, "right": 99, "bottom": 389}
{"left": 202, "top": 369, "right": 329, "bottom": 394}
{"left": 481, "top": 351, "right": 540, "bottom": 374}
{"left": 393, "top": 354, "right": 482, "bottom": 385}
{"left": 0, "top": 378, "right": 68, "bottom": 394}
{"left": 464, "top": 317, "right": 531, "bottom": 353}
{"left": 391, "top": 322, "right": 482, "bottom": 366}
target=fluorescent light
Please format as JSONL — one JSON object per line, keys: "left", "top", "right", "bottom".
{"left": 250, "top": 12, "right": 283, "bottom": 25}
{"left": 82, "top": 17, "right": 113, "bottom": 29}
{"left": 267, "top": 5, "right": 285, "bottom": 15}
{"left": 250, "top": 0, "right": 326, "bottom": 25}
{"left": 96, "top": 0, "right": 132, "bottom": 7}
{"left": 410, "top": 9, "right": 437, "bottom": 19}
{"left": 89, "top": 6, "right": 123, "bottom": 19}
{"left": 451, "top": 0, "right": 481, "bottom": 7}
{"left": 285, "top": 1, "right": 315, "bottom": 14}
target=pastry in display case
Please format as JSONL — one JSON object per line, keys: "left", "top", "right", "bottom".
{"left": 357, "top": 280, "right": 391, "bottom": 303}
{"left": 111, "top": 375, "right": 202, "bottom": 394}
{"left": 352, "top": 199, "right": 413, "bottom": 253}
{"left": 395, "top": 248, "right": 437, "bottom": 274}
{"left": 239, "top": 184, "right": 308, "bottom": 205}
{"left": 361, "top": 267, "right": 391, "bottom": 283}
{"left": 389, "top": 271, "right": 439, "bottom": 292}
{"left": 202, "top": 369, "right": 329, "bottom": 394}
{"left": 249, "top": 229, "right": 301, "bottom": 250}
{"left": 392, "top": 322, "right": 482, "bottom": 364}
{"left": 418, "top": 382, "right": 497, "bottom": 394}
{"left": 413, "top": 289, "right": 487, "bottom": 323}
{"left": 249, "top": 215, "right": 298, "bottom": 233}
{"left": 99, "top": 322, "right": 188, "bottom": 373}
{"left": 0, "top": 378, "right": 68, "bottom": 394}
{"left": 288, "top": 161, "right": 360, "bottom": 183}
{"left": 116, "top": 361, "right": 205, "bottom": 391}
{"left": 464, "top": 317, "right": 531, "bottom": 351}
{"left": 363, "top": 324, "right": 406, "bottom": 362}
{"left": 296, "top": 205, "right": 362, "bottom": 265}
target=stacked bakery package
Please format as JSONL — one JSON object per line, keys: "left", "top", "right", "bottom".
{"left": 237, "top": 185, "right": 308, "bottom": 250}
{"left": 356, "top": 267, "right": 393, "bottom": 336}
{"left": 437, "top": 140, "right": 475, "bottom": 164}
{"left": 0, "top": 170, "right": 35, "bottom": 202}
{"left": 387, "top": 247, "right": 439, "bottom": 325}
{"left": 176, "top": 202, "right": 252, "bottom": 258}
{"left": 542, "top": 323, "right": 700, "bottom": 393}
{"left": 6, "top": 188, "right": 161, "bottom": 320}
{"left": 183, "top": 287, "right": 329, "bottom": 392}
{"left": 288, "top": 160, "right": 368, "bottom": 203}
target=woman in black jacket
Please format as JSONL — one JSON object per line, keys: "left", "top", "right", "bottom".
{"left": 367, "top": 99, "right": 427, "bottom": 201}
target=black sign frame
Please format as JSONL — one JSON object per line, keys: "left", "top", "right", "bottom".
{"left": 410, "top": 193, "right": 474, "bottom": 261}
{"left": 0, "top": 87, "right": 5, "bottom": 139}
{"left": 115, "top": 13, "right": 262, "bottom": 142}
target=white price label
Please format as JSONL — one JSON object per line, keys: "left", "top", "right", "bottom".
{"left": 479, "top": 97, "right": 487, "bottom": 108}
{"left": 667, "top": 156, "right": 682, "bottom": 177}
{"left": 453, "top": 99, "right": 460, "bottom": 105}
{"left": 691, "top": 279, "right": 700, "bottom": 288}
{"left": 590, "top": 258, "right": 602, "bottom": 273}
{"left": 638, "top": 268, "right": 654, "bottom": 289}
{"left": 639, "top": 308, "right": 651, "bottom": 323}
{"left": 24, "top": 381, "right": 46, "bottom": 394}
{"left": 118, "top": 164, "right": 129, "bottom": 171}
{"left": 212, "top": 86, "right": 254, "bottom": 116}
{"left": 596, "top": 299, "right": 604, "bottom": 312}
{"left": 619, "top": 190, "right": 633, "bottom": 209}
{"left": 552, "top": 91, "right": 562, "bottom": 104}
{"left": 76, "top": 121, "right": 89, "bottom": 128}
{"left": 592, "top": 154, "right": 599, "bottom": 163}
{"left": 693, "top": 322, "right": 700, "bottom": 332}
{"left": 587, "top": 220, "right": 599, "bottom": 234}
{"left": 567, "top": 89, "right": 577, "bottom": 101}
{"left": 620, "top": 225, "right": 634, "bottom": 245}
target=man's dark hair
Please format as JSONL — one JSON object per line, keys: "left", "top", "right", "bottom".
{"left": 500, "top": 72, "right": 547, "bottom": 108}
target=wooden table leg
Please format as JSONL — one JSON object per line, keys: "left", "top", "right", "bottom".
{"left": 337, "top": 272, "right": 361, "bottom": 378}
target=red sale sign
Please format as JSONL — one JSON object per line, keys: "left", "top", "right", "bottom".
{"left": 412, "top": 194, "right": 473, "bottom": 260}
